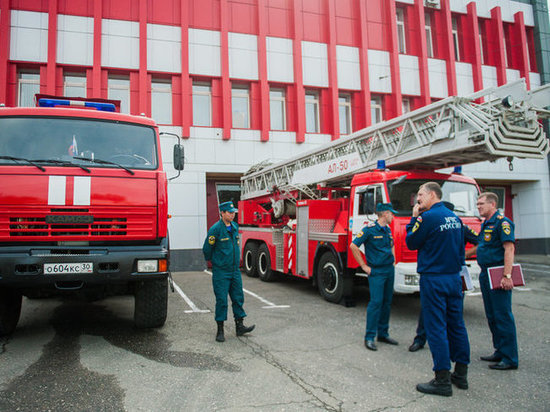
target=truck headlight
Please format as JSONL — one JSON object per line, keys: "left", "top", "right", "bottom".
{"left": 137, "top": 260, "right": 158, "bottom": 272}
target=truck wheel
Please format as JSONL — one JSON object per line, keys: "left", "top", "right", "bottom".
{"left": 257, "top": 243, "right": 277, "bottom": 282}
{"left": 317, "top": 252, "right": 344, "bottom": 303}
{"left": 134, "top": 278, "right": 168, "bottom": 328}
{"left": 243, "top": 242, "right": 259, "bottom": 277}
{"left": 0, "top": 288, "right": 22, "bottom": 336}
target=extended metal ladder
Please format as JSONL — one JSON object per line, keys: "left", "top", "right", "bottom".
{"left": 241, "top": 80, "right": 550, "bottom": 200}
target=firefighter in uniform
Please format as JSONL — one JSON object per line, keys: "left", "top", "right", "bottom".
{"left": 405, "top": 183, "right": 470, "bottom": 397}
{"left": 202, "top": 201, "right": 255, "bottom": 342}
{"left": 468, "top": 192, "right": 518, "bottom": 370}
{"left": 408, "top": 202, "right": 479, "bottom": 353}
{"left": 350, "top": 203, "right": 398, "bottom": 351}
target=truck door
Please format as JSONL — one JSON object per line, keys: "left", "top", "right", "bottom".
{"left": 350, "top": 184, "right": 385, "bottom": 253}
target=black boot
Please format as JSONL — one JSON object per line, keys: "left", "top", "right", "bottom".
{"left": 416, "top": 370, "right": 452, "bottom": 397}
{"left": 451, "top": 362, "right": 468, "bottom": 389}
{"left": 235, "top": 318, "right": 255, "bottom": 336}
{"left": 216, "top": 321, "right": 225, "bottom": 342}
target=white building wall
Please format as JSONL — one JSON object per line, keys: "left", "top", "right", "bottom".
{"left": 449, "top": 0, "right": 534, "bottom": 26}
{"left": 266, "top": 36, "right": 294, "bottom": 83}
{"left": 302, "top": 41, "right": 329, "bottom": 87}
{"left": 399, "top": 54, "right": 420, "bottom": 96}
{"left": 336, "top": 45, "right": 361, "bottom": 91}
{"left": 188, "top": 28, "right": 221, "bottom": 77}
{"left": 455, "top": 62, "right": 474, "bottom": 96}
{"left": 368, "top": 49, "right": 392, "bottom": 93}
{"left": 57, "top": 14, "right": 93, "bottom": 66}
{"left": 10, "top": 10, "right": 48, "bottom": 63}
{"left": 229, "top": 32, "right": 258, "bottom": 80}
{"left": 428, "top": 58, "right": 448, "bottom": 98}
{"left": 147, "top": 23, "right": 181, "bottom": 73}
{"left": 102, "top": 19, "right": 139, "bottom": 69}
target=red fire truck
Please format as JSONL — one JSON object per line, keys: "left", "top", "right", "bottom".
{"left": 0, "top": 96, "right": 184, "bottom": 335}
{"left": 238, "top": 80, "right": 549, "bottom": 303}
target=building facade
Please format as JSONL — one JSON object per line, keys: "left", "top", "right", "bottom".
{"left": 0, "top": 0, "right": 549, "bottom": 269}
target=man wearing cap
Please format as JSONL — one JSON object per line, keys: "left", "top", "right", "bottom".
{"left": 405, "top": 182, "right": 470, "bottom": 397}
{"left": 467, "top": 192, "right": 518, "bottom": 370}
{"left": 350, "top": 202, "right": 399, "bottom": 351}
{"left": 202, "top": 201, "right": 255, "bottom": 342}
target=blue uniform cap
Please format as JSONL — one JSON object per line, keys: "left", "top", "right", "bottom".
{"left": 376, "top": 202, "right": 397, "bottom": 214}
{"left": 219, "top": 201, "right": 238, "bottom": 213}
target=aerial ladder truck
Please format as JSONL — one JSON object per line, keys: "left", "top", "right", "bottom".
{"left": 238, "top": 79, "right": 550, "bottom": 303}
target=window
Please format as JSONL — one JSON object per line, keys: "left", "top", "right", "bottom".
{"left": 17, "top": 71, "right": 40, "bottom": 107}
{"left": 478, "top": 21, "right": 486, "bottom": 65}
{"left": 339, "top": 94, "right": 352, "bottom": 135}
{"left": 305, "top": 91, "right": 320, "bottom": 133}
{"left": 108, "top": 77, "right": 130, "bottom": 114}
{"left": 64, "top": 73, "right": 86, "bottom": 98}
{"left": 151, "top": 79, "right": 172, "bottom": 125}
{"left": 371, "top": 96, "right": 383, "bottom": 125}
{"left": 484, "top": 187, "right": 506, "bottom": 214}
{"left": 396, "top": 8, "right": 407, "bottom": 54}
{"left": 216, "top": 183, "right": 241, "bottom": 206}
{"left": 269, "top": 88, "right": 286, "bottom": 130}
{"left": 232, "top": 85, "right": 250, "bottom": 128}
{"left": 402, "top": 98, "right": 411, "bottom": 114}
{"left": 192, "top": 82, "right": 212, "bottom": 126}
{"left": 425, "top": 13, "right": 434, "bottom": 58}
{"left": 452, "top": 17, "right": 460, "bottom": 61}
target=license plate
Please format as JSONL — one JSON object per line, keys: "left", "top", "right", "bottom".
{"left": 44, "top": 263, "right": 93, "bottom": 274}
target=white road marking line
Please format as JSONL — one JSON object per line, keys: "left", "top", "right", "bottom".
{"left": 172, "top": 279, "right": 210, "bottom": 313}
{"left": 204, "top": 270, "right": 290, "bottom": 309}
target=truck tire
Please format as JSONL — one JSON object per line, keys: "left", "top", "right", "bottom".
{"left": 243, "top": 242, "right": 259, "bottom": 277}
{"left": 257, "top": 243, "right": 277, "bottom": 282}
{"left": 134, "top": 278, "right": 168, "bottom": 328}
{"left": 317, "top": 252, "right": 344, "bottom": 303}
{"left": 0, "top": 288, "right": 22, "bottom": 336}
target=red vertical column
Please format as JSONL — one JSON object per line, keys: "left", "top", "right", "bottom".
{"left": 0, "top": 0, "right": 11, "bottom": 104}
{"left": 180, "top": 0, "right": 190, "bottom": 137}
{"left": 257, "top": 0, "right": 270, "bottom": 142}
{"left": 386, "top": 0, "right": 402, "bottom": 119}
{"left": 46, "top": 0, "right": 58, "bottom": 95}
{"left": 92, "top": 0, "right": 102, "bottom": 98}
{"left": 327, "top": 0, "right": 339, "bottom": 140}
{"left": 513, "top": 11, "right": 530, "bottom": 90}
{"left": 220, "top": 0, "right": 232, "bottom": 140}
{"left": 490, "top": 7, "right": 507, "bottom": 86}
{"left": 466, "top": 2, "right": 483, "bottom": 93}
{"left": 441, "top": 0, "right": 457, "bottom": 97}
{"left": 138, "top": 0, "right": 148, "bottom": 115}
{"left": 292, "top": 0, "right": 305, "bottom": 143}
{"left": 413, "top": 0, "right": 430, "bottom": 106}
{"left": 357, "top": 0, "right": 371, "bottom": 129}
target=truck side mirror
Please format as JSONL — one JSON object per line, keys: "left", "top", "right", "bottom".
{"left": 173, "top": 144, "right": 184, "bottom": 170}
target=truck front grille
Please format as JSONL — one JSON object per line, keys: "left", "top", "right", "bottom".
{"left": 2, "top": 208, "right": 156, "bottom": 240}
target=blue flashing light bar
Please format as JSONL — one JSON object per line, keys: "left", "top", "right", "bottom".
{"left": 377, "top": 160, "right": 386, "bottom": 170}
{"left": 38, "top": 98, "right": 116, "bottom": 112}
{"left": 453, "top": 166, "right": 463, "bottom": 174}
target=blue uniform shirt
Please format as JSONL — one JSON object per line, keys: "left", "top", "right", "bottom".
{"left": 202, "top": 219, "right": 241, "bottom": 273}
{"left": 405, "top": 202, "right": 464, "bottom": 275}
{"left": 476, "top": 211, "right": 515, "bottom": 268}
{"left": 352, "top": 221, "right": 394, "bottom": 269}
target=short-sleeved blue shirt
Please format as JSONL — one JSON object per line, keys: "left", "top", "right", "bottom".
{"left": 352, "top": 221, "right": 394, "bottom": 269}
{"left": 476, "top": 211, "right": 515, "bottom": 268}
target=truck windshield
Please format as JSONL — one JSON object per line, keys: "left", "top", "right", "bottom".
{"left": 0, "top": 116, "right": 158, "bottom": 170}
{"left": 387, "top": 179, "right": 479, "bottom": 217}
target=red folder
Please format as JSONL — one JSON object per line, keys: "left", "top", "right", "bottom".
{"left": 487, "top": 264, "right": 525, "bottom": 290}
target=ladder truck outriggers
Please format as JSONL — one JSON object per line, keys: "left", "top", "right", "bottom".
{"left": 238, "top": 80, "right": 550, "bottom": 303}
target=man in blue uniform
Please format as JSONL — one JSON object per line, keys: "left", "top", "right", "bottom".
{"left": 468, "top": 192, "right": 518, "bottom": 370}
{"left": 202, "top": 201, "right": 255, "bottom": 342}
{"left": 405, "top": 183, "right": 470, "bottom": 397}
{"left": 408, "top": 202, "right": 479, "bottom": 353}
{"left": 350, "top": 203, "right": 398, "bottom": 351}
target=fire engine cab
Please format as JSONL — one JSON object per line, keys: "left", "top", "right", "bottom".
{"left": 238, "top": 80, "right": 550, "bottom": 303}
{"left": 0, "top": 95, "right": 184, "bottom": 335}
